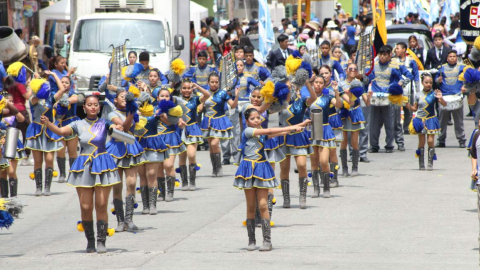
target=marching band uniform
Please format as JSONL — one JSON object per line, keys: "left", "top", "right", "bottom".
{"left": 98, "top": 75, "right": 128, "bottom": 119}
{"left": 278, "top": 91, "right": 313, "bottom": 208}
{"left": 175, "top": 95, "right": 203, "bottom": 190}
{"left": 366, "top": 60, "right": 406, "bottom": 152}
{"left": 396, "top": 55, "right": 420, "bottom": 136}
{"left": 183, "top": 64, "right": 218, "bottom": 89}
{"left": 410, "top": 90, "right": 441, "bottom": 170}
{"left": 391, "top": 60, "right": 414, "bottom": 150}
{"left": 26, "top": 86, "right": 64, "bottom": 196}
{"left": 319, "top": 54, "right": 346, "bottom": 80}
{"left": 309, "top": 91, "right": 336, "bottom": 197}
{"left": 106, "top": 109, "right": 146, "bottom": 230}
{"left": 244, "top": 62, "right": 271, "bottom": 82}
{"left": 234, "top": 127, "right": 277, "bottom": 250}
{"left": 435, "top": 63, "right": 466, "bottom": 147}
{"left": 201, "top": 89, "right": 234, "bottom": 176}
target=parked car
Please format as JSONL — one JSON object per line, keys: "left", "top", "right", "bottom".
{"left": 386, "top": 24, "right": 433, "bottom": 63}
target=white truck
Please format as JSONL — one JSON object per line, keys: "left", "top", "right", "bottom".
{"left": 68, "top": 0, "right": 188, "bottom": 99}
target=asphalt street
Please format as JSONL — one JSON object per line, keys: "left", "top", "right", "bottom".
{"left": 0, "top": 106, "right": 478, "bottom": 270}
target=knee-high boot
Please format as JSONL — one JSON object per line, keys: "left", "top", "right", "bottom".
{"left": 281, "top": 179, "right": 290, "bottom": 208}
{"left": 188, "top": 163, "right": 197, "bottom": 191}
{"left": 427, "top": 148, "right": 435, "bottom": 171}
{"left": 254, "top": 195, "right": 261, "bottom": 227}
{"left": 340, "top": 149, "right": 349, "bottom": 177}
{"left": 112, "top": 199, "right": 125, "bottom": 232}
{"left": 351, "top": 150, "right": 359, "bottom": 176}
{"left": 0, "top": 178, "right": 8, "bottom": 198}
{"left": 124, "top": 194, "right": 138, "bottom": 231}
{"left": 149, "top": 187, "right": 158, "bottom": 215}
{"left": 330, "top": 163, "right": 339, "bottom": 188}
{"left": 321, "top": 171, "right": 330, "bottom": 198}
{"left": 418, "top": 148, "right": 425, "bottom": 170}
{"left": 259, "top": 219, "right": 272, "bottom": 251}
{"left": 96, "top": 220, "right": 107, "bottom": 254}
{"left": 267, "top": 193, "right": 274, "bottom": 220}
{"left": 311, "top": 170, "right": 320, "bottom": 198}
{"left": 44, "top": 167, "right": 53, "bottom": 196}
{"left": 57, "top": 157, "right": 66, "bottom": 183}
{"left": 157, "top": 177, "right": 165, "bottom": 201}
{"left": 140, "top": 186, "right": 149, "bottom": 214}
{"left": 34, "top": 168, "right": 42, "bottom": 196}
{"left": 214, "top": 153, "right": 223, "bottom": 177}
{"left": 8, "top": 178, "right": 17, "bottom": 197}
{"left": 165, "top": 176, "right": 175, "bottom": 202}
{"left": 210, "top": 153, "right": 216, "bottom": 177}
{"left": 82, "top": 220, "right": 96, "bottom": 253}
{"left": 180, "top": 165, "right": 188, "bottom": 191}
{"left": 246, "top": 219, "right": 256, "bottom": 251}
{"left": 299, "top": 177, "right": 308, "bottom": 209}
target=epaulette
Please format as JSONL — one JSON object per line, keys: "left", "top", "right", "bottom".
{"left": 254, "top": 62, "right": 264, "bottom": 67}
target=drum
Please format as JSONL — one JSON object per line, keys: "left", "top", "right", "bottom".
{"left": 370, "top": 92, "right": 391, "bottom": 106}
{"left": 440, "top": 94, "right": 463, "bottom": 111}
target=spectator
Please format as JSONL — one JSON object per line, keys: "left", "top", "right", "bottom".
{"left": 360, "top": 1, "right": 370, "bottom": 16}
{"left": 408, "top": 35, "right": 424, "bottom": 66}
{"left": 14, "top": 28, "right": 28, "bottom": 48}
{"left": 292, "top": 13, "right": 298, "bottom": 35}
{"left": 245, "top": 20, "right": 258, "bottom": 35}
{"left": 206, "top": 17, "right": 221, "bottom": 64}
{"left": 306, "top": 30, "right": 317, "bottom": 51}
{"left": 322, "top": 20, "right": 345, "bottom": 42}
{"left": 239, "top": 36, "right": 254, "bottom": 49}
{"left": 59, "top": 25, "right": 70, "bottom": 58}
{"left": 266, "top": 34, "right": 292, "bottom": 70}
{"left": 425, "top": 33, "right": 450, "bottom": 70}
{"left": 241, "top": 18, "right": 249, "bottom": 34}
{"left": 345, "top": 17, "right": 357, "bottom": 56}
{"left": 192, "top": 27, "right": 215, "bottom": 67}
{"left": 218, "top": 20, "right": 229, "bottom": 40}
{"left": 335, "top": 3, "right": 346, "bottom": 16}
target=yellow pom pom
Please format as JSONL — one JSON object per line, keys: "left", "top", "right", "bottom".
{"left": 77, "top": 222, "right": 84, "bottom": 232}
{"left": 260, "top": 81, "right": 275, "bottom": 104}
{"left": 474, "top": 36, "right": 480, "bottom": 51}
{"left": 459, "top": 66, "right": 474, "bottom": 81}
{"left": 175, "top": 181, "right": 180, "bottom": 187}
{"left": 157, "top": 189, "right": 161, "bottom": 195}
{"left": 128, "top": 84, "right": 140, "bottom": 98}
{"left": 277, "top": 184, "right": 282, "bottom": 189}
{"left": 121, "top": 66, "right": 131, "bottom": 81}
{"left": 334, "top": 165, "right": 339, "bottom": 170}
{"left": 136, "top": 189, "right": 141, "bottom": 194}
{"left": 30, "top": 79, "right": 46, "bottom": 93}
{"left": 171, "top": 58, "right": 186, "bottom": 75}
{"left": 110, "top": 207, "right": 115, "bottom": 213}
{"left": 169, "top": 105, "right": 183, "bottom": 117}
{"left": 29, "top": 173, "right": 35, "bottom": 180}
{"left": 107, "top": 228, "right": 115, "bottom": 237}
{"left": 388, "top": 94, "right": 407, "bottom": 106}
{"left": 242, "top": 220, "right": 247, "bottom": 226}
{"left": 6, "top": 62, "right": 24, "bottom": 76}
{"left": 168, "top": 87, "right": 174, "bottom": 94}
{"left": 285, "top": 55, "right": 303, "bottom": 76}
{"left": 197, "top": 163, "right": 201, "bottom": 167}
{"left": 139, "top": 103, "right": 154, "bottom": 117}
{"left": 272, "top": 197, "right": 276, "bottom": 203}
{"left": 135, "top": 116, "right": 148, "bottom": 130}
{"left": 342, "top": 100, "right": 350, "bottom": 110}
{"left": 270, "top": 221, "right": 275, "bottom": 227}
{"left": 307, "top": 181, "right": 312, "bottom": 186}
{"left": 408, "top": 121, "right": 418, "bottom": 135}
{"left": 53, "top": 170, "right": 58, "bottom": 177}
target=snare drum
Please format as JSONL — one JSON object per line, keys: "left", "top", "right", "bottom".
{"left": 371, "top": 92, "right": 391, "bottom": 106}
{"left": 440, "top": 94, "right": 463, "bottom": 111}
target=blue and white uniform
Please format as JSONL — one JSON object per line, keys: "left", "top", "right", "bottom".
{"left": 309, "top": 92, "right": 337, "bottom": 148}
{"left": 201, "top": 90, "right": 234, "bottom": 139}
{"left": 175, "top": 96, "right": 204, "bottom": 145}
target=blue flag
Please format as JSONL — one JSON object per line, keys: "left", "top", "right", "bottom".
{"left": 258, "top": 0, "right": 275, "bottom": 61}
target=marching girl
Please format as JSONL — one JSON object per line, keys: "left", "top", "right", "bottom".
{"left": 278, "top": 78, "right": 316, "bottom": 209}
{"left": 136, "top": 92, "right": 169, "bottom": 213}
{"left": 176, "top": 79, "right": 210, "bottom": 191}
{"left": 56, "top": 75, "right": 80, "bottom": 183}
{"left": 26, "top": 71, "right": 66, "bottom": 196}
{"left": 41, "top": 95, "right": 121, "bottom": 254}
{"left": 155, "top": 86, "right": 187, "bottom": 202}
{"left": 48, "top": 56, "right": 76, "bottom": 93}
{"left": 0, "top": 95, "right": 22, "bottom": 198}
{"left": 107, "top": 90, "right": 146, "bottom": 232}
{"left": 235, "top": 107, "right": 309, "bottom": 251}
{"left": 338, "top": 63, "right": 371, "bottom": 177}
{"left": 332, "top": 46, "right": 349, "bottom": 72}
{"left": 138, "top": 69, "right": 161, "bottom": 100}
{"left": 405, "top": 73, "right": 446, "bottom": 171}
{"left": 201, "top": 73, "right": 239, "bottom": 177}
{"left": 319, "top": 65, "right": 350, "bottom": 187}
{"left": 308, "top": 76, "right": 343, "bottom": 198}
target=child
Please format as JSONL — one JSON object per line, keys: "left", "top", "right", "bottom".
{"left": 234, "top": 108, "right": 309, "bottom": 251}
{"left": 406, "top": 73, "right": 446, "bottom": 170}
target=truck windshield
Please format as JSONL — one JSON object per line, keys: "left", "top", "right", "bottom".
{"left": 73, "top": 19, "right": 166, "bottom": 53}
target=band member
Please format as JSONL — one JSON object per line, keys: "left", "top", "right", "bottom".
{"left": 318, "top": 41, "right": 346, "bottom": 80}
{"left": 41, "top": 95, "right": 122, "bottom": 254}
{"left": 406, "top": 74, "right": 446, "bottom": 170}
{"left": 243, "top": 46, "right": 271, "bottom": 83}
{"left": 183, "top": 50, "right": 218, "bottom": 90}
{"left": 435, "top": 51, "right": 466, "bottom": 148}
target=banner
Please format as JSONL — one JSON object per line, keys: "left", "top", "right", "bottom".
{"left": 372, "top": 0, "right": 387, "bottom": 55}
{"left": 258, "top": 0, "right": 275, "bottom": 60}
{"left": 460, "top": 0, "right": 480, "bottom": 44}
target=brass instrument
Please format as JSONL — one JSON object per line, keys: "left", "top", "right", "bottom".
{"left": 219, "top": 51, "right": 236, "bottom": 91}
{"left": 109, "top": 40, "right": 128, "bottom": 87}
{"left": 355, "top": 27, "right": 374, "bottom": 75}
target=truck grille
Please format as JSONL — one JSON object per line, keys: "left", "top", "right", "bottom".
{"left": 99, "top": 0, "right": 120, "bottom": 7}
{"left": 126, "top": 0, "right": 146, "bottom": 6}
{"left": 89, "top": 76, "right": 102, "bottom": 90}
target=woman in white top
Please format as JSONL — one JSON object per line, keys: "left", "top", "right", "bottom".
{"left": 322, "top": 20, "right": 345, "bottom": 43}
